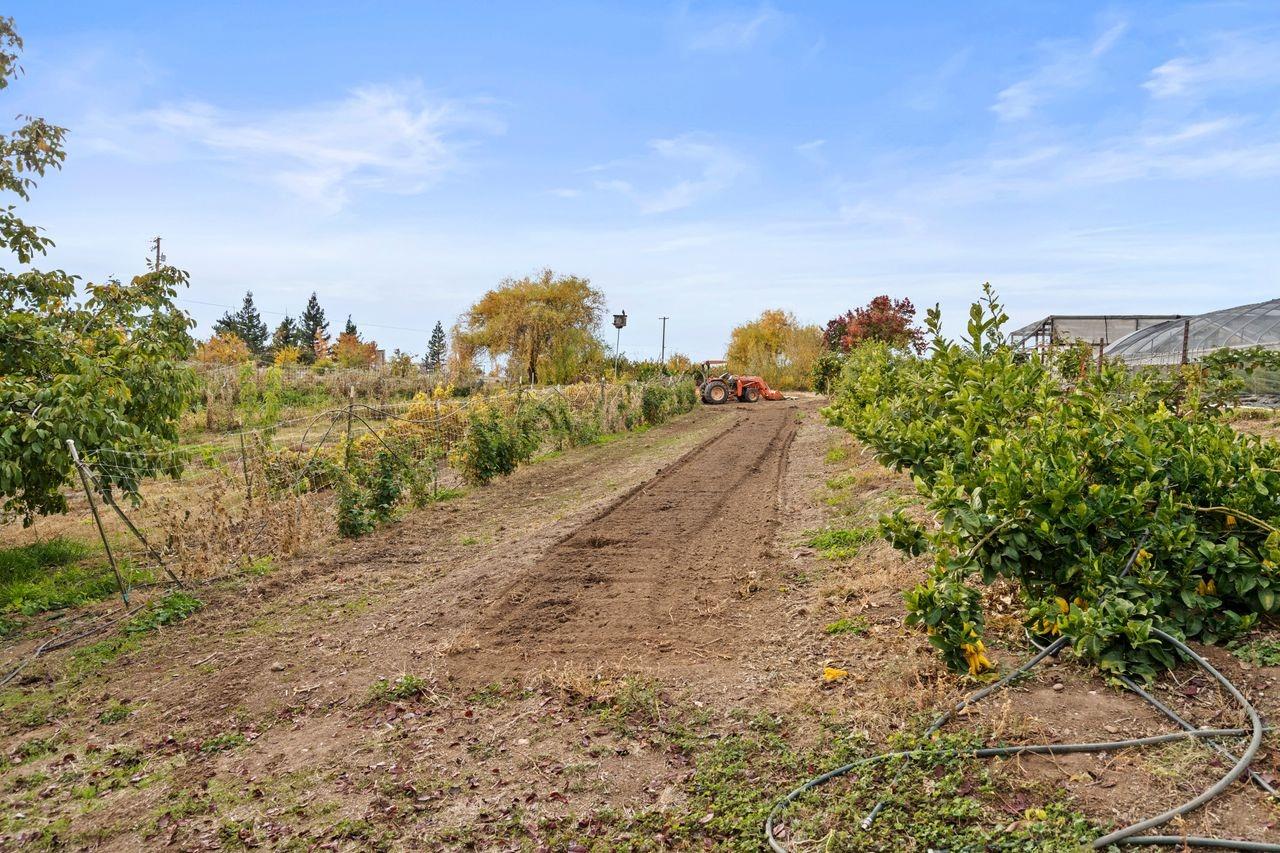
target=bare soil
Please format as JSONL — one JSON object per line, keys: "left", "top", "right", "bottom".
{"left": 449, "top": 401, "right": 797, "bottom": 685}
{"left": 3, "top": 399, "right": 1280, "bottom": 850}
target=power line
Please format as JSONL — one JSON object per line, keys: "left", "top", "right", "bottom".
{"left": 176, "top": 297, "right": 439, "bottom": 336}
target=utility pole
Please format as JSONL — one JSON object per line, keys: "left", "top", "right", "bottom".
{"left": 150, "top": 236, "right": 165, "bottom": 270}
{"left": 658, "top": 316, "right": 669, "bottom": 370}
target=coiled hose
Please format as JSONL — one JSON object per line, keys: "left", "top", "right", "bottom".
{"left": 764, "top": 628, "right": 1279, "bottom": 852}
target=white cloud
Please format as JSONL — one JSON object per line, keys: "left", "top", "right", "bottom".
{"left": 108, "top": 82, "right": 501, "bottom": 210}
{"left": 678, "top": 4, "right": 781, "bottom": 53}
{"left": 837, "top": 200, "right": 921, "bottom": 231}
{"left": 992, "top": 20, "right": 1128, "bottom": 121}
{"left": 597, "top": 134, "right": 747, "bottom": 213}
{"left": 795, "top": 138, "right": 827, "bottom": 166}
{"left": 548, "top": 187, "right": 582, "bottom": 198}
{"left": 1140, "top": 117, "right": 1242, "bottom": 147}
{"left": 1145, "top": 32, "right": 1280, "bottom": 99}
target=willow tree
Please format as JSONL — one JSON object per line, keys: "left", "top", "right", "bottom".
{"left": 726, "top": 308, "right": 824, "bottom": 390}
{"left": 0, "top": 18, "right": 197, "bottom": 523}
{"left": 458, "top": 269, "right": 605, "bottom": 384}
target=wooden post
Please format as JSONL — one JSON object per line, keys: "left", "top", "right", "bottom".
{"left": 1097, "top": 339, "right": 1105, "bottom": 374}
{"left": 344, "top": 385, "right": 355, "bottom": 471}
{"left": 101, "top": 490, "right": 183, "bottom": 588}
{"left": 238, "top": 430, "right": 252, "bottom": 504}
{"left": 67, "top": 440, "right": 129, "bottom": 607}
{"left": 1180, "top": 318, "right": 1191, "bottom": 366}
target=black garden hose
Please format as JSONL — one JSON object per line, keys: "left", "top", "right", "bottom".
{"left": 765, "top": 628, "right": 1277, "bottom": 852}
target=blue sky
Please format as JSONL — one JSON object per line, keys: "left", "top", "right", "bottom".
{"left": 6, "top": 1, "right": 1280, "bottom": 359}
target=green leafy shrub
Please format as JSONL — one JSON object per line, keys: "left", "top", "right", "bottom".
{"left": 364, "top": 450, "right": 402, "bottom": 521}
{"left": 539, "top": 395, "right": 601, "bottom": 448}
{"left": 824, "top": 284, "right": 1280, "bottom": 681}
{"left": 453, "top": 406, "right": 539, "bottom": 485}
{"left": 336, "top": 479, "right": 375, "bottom": 538}
{"left": 810, "top": 350, "right": 845, "bottom": 394}
{"left": 641, "top": 384, "right": 672, "bottom": 426}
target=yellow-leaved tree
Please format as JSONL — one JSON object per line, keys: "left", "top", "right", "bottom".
{"left": 196, "top": 332, "right": 252, "bottom": 365}
{"left": 457, "top": 269, "right": 605, "bottom": 384}
{"left": 726, "top": 309, "right": 823, "bottom": 390}
{"left": 333, "top": 331, "right": 379, "bottom": 368}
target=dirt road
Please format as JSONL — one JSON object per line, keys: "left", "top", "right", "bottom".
{"left": 452, "top": 401, "right": 798, "bottom": 680}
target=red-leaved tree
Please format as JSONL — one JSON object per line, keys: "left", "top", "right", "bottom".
{"left": 824, "top": 295, "right": 925, "bottom": 354}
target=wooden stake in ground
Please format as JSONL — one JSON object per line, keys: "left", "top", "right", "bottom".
{"left": 66, "top": 439, "right": 130, "bottom": 607}
{"left": 239, "top": 430, "right": 253, "bottom": 503}
{"left": 344, "top": 385, "right": 355, "bottom": 471}
{"left": 100, "top": 490, "right": 184, "bottom": 589}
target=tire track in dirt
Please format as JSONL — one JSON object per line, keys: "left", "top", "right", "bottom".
{"left": 449, "top": 400, "right": 801, "bottom": 682}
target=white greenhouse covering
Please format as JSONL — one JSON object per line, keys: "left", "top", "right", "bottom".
{"left": 1105, "top": 298, "right": 1280, "bottom": 367}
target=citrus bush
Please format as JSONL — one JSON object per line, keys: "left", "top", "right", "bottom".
{"left": 824, "top": 285, "right": 1280, "bottom": 681}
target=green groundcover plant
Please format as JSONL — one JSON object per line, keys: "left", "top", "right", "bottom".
{"left": 824, "top": 284, "right": 1280, "bottom": 681}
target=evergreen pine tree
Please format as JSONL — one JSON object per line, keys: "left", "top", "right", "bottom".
{"left": 343, "top": 315, "right": 358, "bottom": 337}
{"left": 298, "top": 292, "right": 329, "bottom": 363}
{"left": 271, "top": 315, "right": 298, "bottom": 353}
{"left": 212, "top": 291, "right": 269, "bottom": 356}
{"left": 425, "top": 321, "right": 447, "bottom": 370}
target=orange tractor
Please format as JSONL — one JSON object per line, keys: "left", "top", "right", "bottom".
{"left": 698, "top": 361, "right": 785, "bottom": 404}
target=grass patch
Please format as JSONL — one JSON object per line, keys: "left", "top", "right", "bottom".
{"left": 805, "top": 527, "right": 876, "bottom": 560}
{"left": 591, "top": 676, "right": 664, "bottom": 735}
{"left": 97, "top": 700, "right": 131, "bottom": 724}
{"left": 369, "top": 674, "right": 431, "bottom": 703}
{"left": 824, "top": 471, "right": 861, "bottom": 490}
{"left": 242, "top": 556, "right": 275, "bottom": 576}
{"left": 466, "top": 683, "right": 505, "bottom": 708}
{"left": 69, "top": 634, "right": 140, "bottom": 678}
{"left": 0, "top": 538, "right": 154, "bottom": 615}
{"left": 825, "top": 446, "right": 849, "bottom": 464}
{"left": 824, "top": 616, "right": 870, "bottom": 636}
{"left": 200, "top": 731, "right": 247, "bottom": 753}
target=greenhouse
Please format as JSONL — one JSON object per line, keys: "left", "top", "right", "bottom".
{"left": 1105, "top": 297, "right": 1280, "bottom": 366}
{"left": 1011, "top": 314, "right": 1182, "bottom": 351}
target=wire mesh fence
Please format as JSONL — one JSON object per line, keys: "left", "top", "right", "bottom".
{"left": 40, "top": 377, "right": 697, "bottom": 592}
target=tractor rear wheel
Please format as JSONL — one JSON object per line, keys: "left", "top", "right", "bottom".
{"left": 742, "top": 385, "right": 760, "bottom": 403}
{"left": 703, "top": 381, "right": 728, "bottom": 404}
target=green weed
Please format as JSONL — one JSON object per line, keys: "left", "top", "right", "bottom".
{"left": 200, "top": 731, "right": 247, "bottom": 753}
{"left": 126, "top": 591, "right": 203, "bottom": 633}
{"left": 97, "top": 701, "right": 131, "bottom": 724}
{"left": 1231, "top": 635, "right": 1280, "bottom": 666}
{"left": 805, "top": 527, "right": 876, "bottom": 560}
{"left": 825, "top": 446, "right": 849, "bottom": 464}
{"left": 466, "top": 683, "right": 505, "bottom": 708}
{"left": 369, "top": 674, "right": 431, "bottom": 703}
{"left": 243, "top": 556, "right": 275, "bottom": 576}
{"left": 824, "top": 616, "right": 870, "bottom": 636}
